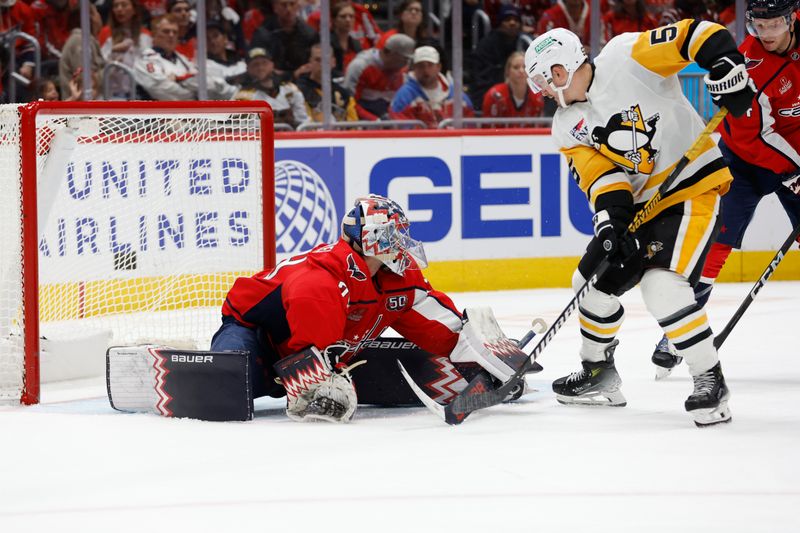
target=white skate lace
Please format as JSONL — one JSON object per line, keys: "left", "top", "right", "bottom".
{"left": 565, "top": 369, "right": 587, "bottom": 384}
{"left": 692, "top": 371, "right": 715, "bottom": 395}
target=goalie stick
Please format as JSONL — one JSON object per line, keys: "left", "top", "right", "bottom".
{"left": 397, "top": 317, "right": 548, "bottom": 424}
{"left": 428, "top": 108, "right": 729, "bottom": 425}
{"left": 713, "top": 220, "right": 800, "bottom": 349}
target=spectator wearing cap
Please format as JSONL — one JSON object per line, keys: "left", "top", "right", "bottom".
{"left": 296, "top": 42, "right": 358, "bottom": 123}
{"left": 250, "top": 0, "right": 318, "bottom": 82}
{"left": 481, "top": 51, "right": 544, "bottom": 126}
{"left": 167, "top": 0, "right": 196, "bottom": 60}
{"left": 207, "top": 19, "right": 247, "bottom": 82}
{"left": 58, "top": 3, "right": 105, "bottom": 100}
{"left": 344, "top": 32, "right": 413, "bottom": 120}
{"left": 468, "top": 4, "right": 522, "bottom": 107}
{"left": 389, "top": 45, "right": 474, "bottom": 129}
{"left": 536, "top": 0, "right": 593, "bottom": 45}
{"left": 307, "top": 0, "right": 382, "bottom": 50}
{"left": 99, "top": 0, "right": 152, "bottom": 99}
{"left": 234, "top": 47, "right": 309, "bottom": 129}
{"left": 134, "top": 14, "right": 237, "bottom": 100}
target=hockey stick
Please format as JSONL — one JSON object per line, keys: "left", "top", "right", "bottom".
{"left": 713, "top": 220, "right": 800, "bottom": 349}
{"left": 437, "top": 108, "right": 729, "bottom": 424}
{"left": 397, "top": 318, "right": 548, "bottom": 424}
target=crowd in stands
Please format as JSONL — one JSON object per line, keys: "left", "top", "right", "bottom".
{"left": 0, "top": 0, "right": 739, "bottom": 129}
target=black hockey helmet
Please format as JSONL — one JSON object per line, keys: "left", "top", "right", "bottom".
{"left": 746, "top": 0, "right": 798, "bottom": 19}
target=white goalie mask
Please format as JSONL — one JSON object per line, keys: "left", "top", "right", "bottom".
{"left": 341, "top": 194, "right": 427, "bottom": 276}
{"left": 524, "top": 28, "right": 587, "bottom": 108}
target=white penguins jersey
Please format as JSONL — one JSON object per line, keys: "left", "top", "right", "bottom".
{"left": 552, "top": 19, "right": 734, "bottom": 219}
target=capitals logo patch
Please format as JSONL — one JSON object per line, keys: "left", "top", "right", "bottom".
{"left": 570, "top": 118, "right": 589, "bottom": 142}
{"left": 347, "top": 254, "right": 367, "bottom": 281}
{"left": 744, "top": 55, "right": 762, "bottom": 70}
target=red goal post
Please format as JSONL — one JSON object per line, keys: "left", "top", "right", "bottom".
{"left": 0, "top": 101, "right": 275, "bottom": 405}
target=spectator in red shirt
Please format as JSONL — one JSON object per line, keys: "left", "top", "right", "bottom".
{"left": 1, "top": 0, "right": 37, "bottom": 101}
{"left": 659, "top": 0, "right": 712, "bottom": 25}
{"left": 344, "top": 32, "right": 414, "bottom": 120}
{"left": 307, "top": 0, "right": 381, "bottom": 49}
{"left": 602, "top": 0, "right": 658, "bottom": 43}
{"left": 31, "top": 0, "right": 71, "bottom": 63}
{"left": 537, "top": 0, "right": 592, "bottom": 45}
{"left": 481, "top": 51, "right": 543, "bottom": 124}
{"left": 167, "top": 0, "right": 196, "bottom": 60}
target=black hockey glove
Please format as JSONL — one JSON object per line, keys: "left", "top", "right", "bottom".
{"left": 593, "top": 208, "right": 640, "bottom": 267}
{"left": 705, "top": 53, "right": 757, "bottom": 118}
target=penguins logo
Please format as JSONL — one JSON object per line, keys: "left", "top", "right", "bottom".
{"left": 591, "top": 104, "right": 660, "bottom": 175}
{"left": 645, "top": 241, "right": 664, "bottom": 259}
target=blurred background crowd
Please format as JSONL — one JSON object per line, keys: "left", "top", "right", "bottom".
{"left": 0, "top": 0, "right": 738, "bottom": 129}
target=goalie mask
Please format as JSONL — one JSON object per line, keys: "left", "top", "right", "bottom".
{"left": 524, "top": 28, "right": 587, "bottom": 108}
{"left": 341, "top": 195, "right": 427, "bottom": 275}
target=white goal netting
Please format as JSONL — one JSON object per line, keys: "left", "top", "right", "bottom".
{"left": 0, "top": 103, "right": 271, "bottom": 402}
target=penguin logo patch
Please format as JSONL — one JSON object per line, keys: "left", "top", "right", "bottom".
{"left": 591, "top": 104, "right": 660, "bottom": 175}
{"left": 645, "top": 241, "right": 664, "bottom": 259}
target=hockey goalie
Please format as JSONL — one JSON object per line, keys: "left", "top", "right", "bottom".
{"left": 106, "top": 194, "right": 534, "bottom": 422}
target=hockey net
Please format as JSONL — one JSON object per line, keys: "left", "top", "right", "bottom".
{"left": 0, "top": 101, "right": 275, "bottom": 404}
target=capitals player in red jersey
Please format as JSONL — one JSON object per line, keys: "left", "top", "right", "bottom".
{"left": 211, "top": 195, "right": 527, "bottom": 423}
{"left": 651, "top": 0, "right": 800, "bottom": 377}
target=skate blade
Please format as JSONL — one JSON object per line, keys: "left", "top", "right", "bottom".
{"left": 556, "top": 389, "right": 626, "bottom": 407}
{"left": 690, "top": 400, "right": 732, "bottom": 427}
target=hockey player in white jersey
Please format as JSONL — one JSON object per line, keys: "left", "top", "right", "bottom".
{"left": 525, "top": 21, "right": 756, "bottom": 426}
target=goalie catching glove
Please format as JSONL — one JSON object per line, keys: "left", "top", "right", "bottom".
{"left": 704, "top": 53, "right": 757, "bottom": 118}
{"left": 273, "top": 346, "right": 358, "bottom": 423}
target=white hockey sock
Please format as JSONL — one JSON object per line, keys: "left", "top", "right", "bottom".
{"left": 641, "top": 269, "right": 719, "bottom": 375}
{"left": 573, "top": 269, "right": 624, "bottom": 363}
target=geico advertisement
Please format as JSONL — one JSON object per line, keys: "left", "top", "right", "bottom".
{"left": 37, "top": 141, "right": 264, "bottom": 284}
{"left": 275, "top": 134, "right": 594, "bottom": 262}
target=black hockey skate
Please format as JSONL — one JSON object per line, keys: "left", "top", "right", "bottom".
{"left": 552, "top": 340, "right": 626, "bottom": 407}
{"left": 685, "top": 362, "right": 731, "bottom": 427}
{"left": 652, "top": 335, "right": 683, "bottom": 380}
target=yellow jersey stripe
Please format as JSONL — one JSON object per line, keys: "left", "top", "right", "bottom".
{"left": 665, "top": 314, "right": 708, "bottom": 340}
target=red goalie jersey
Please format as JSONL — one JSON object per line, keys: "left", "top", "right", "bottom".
{"left": 719, "top": 25, "right": 800, "bottom": 174}
{"left": 221, "top": 239, "right": 462, "bottom": 363}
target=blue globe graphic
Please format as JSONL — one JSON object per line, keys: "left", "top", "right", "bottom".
{"left": 274, "top": 160, "right": 338, "bottom": 253}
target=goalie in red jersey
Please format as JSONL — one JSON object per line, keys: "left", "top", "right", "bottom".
{"left": 208, "top": 194, "right": 529, "bottom": 423}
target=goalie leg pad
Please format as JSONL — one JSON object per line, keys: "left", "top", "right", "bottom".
{"left": 273, "top": 347, "right": 357, "bottom": 423}
{"left": 107, "top": 346, "right": 253, "bottom": 421}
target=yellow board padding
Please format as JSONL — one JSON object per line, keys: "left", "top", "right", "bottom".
{"left": 39, "top": 271, "right": 258, "bottom": 321}
{"left": 423, "top": 250, "right": 800, "bottom": 292}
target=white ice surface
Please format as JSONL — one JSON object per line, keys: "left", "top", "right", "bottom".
{"left": 2, "top": 281, "right": 799, "bottom": 533}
